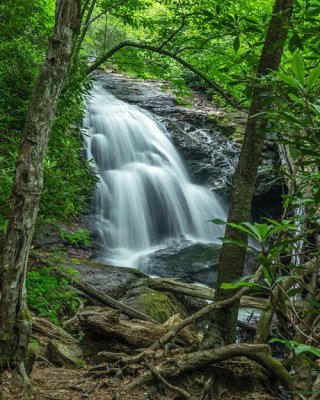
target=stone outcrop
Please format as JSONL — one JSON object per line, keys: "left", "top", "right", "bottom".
{"left": 95, "top": 71, "right": 283, "bottom": 218}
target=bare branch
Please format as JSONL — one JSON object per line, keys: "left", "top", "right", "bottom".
{"left": 87, "top": 40, "right": 242, "bottom": 109}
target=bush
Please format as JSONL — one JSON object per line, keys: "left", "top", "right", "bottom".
{"left": 26, "top": 266, "right": 82, "bottom": 326}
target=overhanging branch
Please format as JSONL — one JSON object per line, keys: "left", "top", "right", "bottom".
{"left": 87, "top": 40, "right": 242, "bottom": 110}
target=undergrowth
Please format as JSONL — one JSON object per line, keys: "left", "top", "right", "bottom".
{"left": 26, "top": 265, "right": 83, "bottom": 326}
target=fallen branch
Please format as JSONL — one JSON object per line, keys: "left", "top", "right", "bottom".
{"left": 79, "top": 307, "right": 196, "bottom": 349}
{"left": 149, "top": 265, "right": 265, "bottom": 354}
{"left": 55, "top": 269, "right": 158, "bottom": 323}
{"left": 142, "top": 277, "right": 267, "bottom": 309}
{"left": 32, "top": 317, "right": 78, "bottom": 344}
{"left": 62, "top": 299, "right": 84, "bottom": 328}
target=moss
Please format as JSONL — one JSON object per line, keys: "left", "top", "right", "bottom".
{"left": 208, "top": 111, "right": 246, "bottom": 140}
{"left": 126, "top": 288, "right": 186, "bottom": 323}
{"left": 25, "top": 337, "right": 46, "bottom": 373}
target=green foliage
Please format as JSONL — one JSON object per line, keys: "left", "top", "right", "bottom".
{"left": 60, "top": 228, "right": 91, "bottom": 247}
{"left": 26, "top": 266, "right": 82, "bottom": 326}
{"left": 0, "top": 2, "right": 95, "bottom": 231}
{"left": 269, "top": 338, "right": 320, "bottom": 358}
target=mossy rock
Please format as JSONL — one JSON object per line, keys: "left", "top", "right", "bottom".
{"left": 39, "top": 252, "right": 146, "bottom": 299}
{"left": 47, "top": 340, "right": 84, "bottom": 369}
{"left": 124, "top": 286, "right": 187, "bottom": 323}
{"left": 25, "top": 337, "right": 46, "bottom": 373}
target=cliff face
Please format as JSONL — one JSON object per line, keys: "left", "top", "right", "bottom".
{"left": 96, "top": 71, "right": 283, "bottom": 219}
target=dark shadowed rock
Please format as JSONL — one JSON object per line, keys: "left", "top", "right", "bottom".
{"left": 62, "top": 257, "right": 147, "bottom": 299}
{"left": 137, "top": 242, "right": 258, "bottom": 288}
{"left": 138, "top": 242, "right": 221, "bottom": 287}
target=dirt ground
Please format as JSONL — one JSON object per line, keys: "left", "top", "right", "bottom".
{"left": 2, "top": 362, "right": 277, "bottom": 400}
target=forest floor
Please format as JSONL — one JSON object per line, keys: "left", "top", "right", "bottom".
{"left": 2, "top": 362, "right": 276, "bottom": 400}
{"left": 1, "top": 222, "right": 280, "bottom": 400}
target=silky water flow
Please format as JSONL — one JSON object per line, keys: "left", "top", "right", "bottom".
{"left": 83, "top": 82, "right": 226, "bottom": 266}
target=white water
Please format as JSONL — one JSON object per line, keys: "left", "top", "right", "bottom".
{"left": 83, "top": 82, "right": 226, "bottom": 265}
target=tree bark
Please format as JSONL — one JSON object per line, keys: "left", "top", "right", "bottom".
{"left": 201, "top": 0, "right": 293, "bottom": 348}
{"left": 0, "top": 0, "right": 81, "bottom": 371}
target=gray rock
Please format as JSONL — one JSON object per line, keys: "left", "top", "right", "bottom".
{"left": 138, "top": 242, "right": 221, "bottom": 287}
{"left": 25, "top": 337, "right": 46, "bottom": 373}
{"left": 62, "top": 257, "right": 147, "bottom": 299}
{"left": 138, "top": 242, "right": 258, "bottom": 287}
{"left": 47, "top": 340, "right": 84, "bottom": 369}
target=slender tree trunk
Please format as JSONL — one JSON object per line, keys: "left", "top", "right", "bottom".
{"left": 0, "top": 0, "right": 81, "bottom": 373}
{"left": 201, "top": 0, "right": 293, "bottom": 348}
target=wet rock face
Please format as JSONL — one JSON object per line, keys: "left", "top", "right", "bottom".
{"left": 95, "top": 72, "right": 283, "bottom": 217}
{"left": 138, "top": 241, "right": 258, "bottom": 287}
{"left": 138, "top": 242, "right": 220, "bottom": 287}
{"left": 96, "top": 72, "right": 238, "bottom": 199}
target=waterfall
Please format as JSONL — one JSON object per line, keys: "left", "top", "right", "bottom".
{"left": 83, "top": 82, "right": 226, "bottom": 265}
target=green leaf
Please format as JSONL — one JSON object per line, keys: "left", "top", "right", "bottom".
{"left": 307, "top": 64, "right": 320, "bottom": 91}
{"left": 211, "top": 218, "right": 226, "bottom": 225}
{"left": 310, "top": 102, "right": 320, "bottom": 115}
{"left": 278, "top": 72, "right": 299, "bottom": 89}
{"left": 295, "top": 344, "right": 320, "bottom": 357}
{"left": 289, "top": 144, "right": 300, "bottom": 160}
{"left": 221, "top": 238, "right": 249, "bottom": 249}
{"left": 233, "top": 36, "right": 240, "bottom": 52}
{"left": 291, "top": 53, "right": 305, "bottom": 84}
{"left": 220, "top": 281, "right": 264, "bottom": 291}
{"left": 228, "top": 222, "right": 252, "bottom": 236}
{"left": 288, "top": 93, "right": 306, "bottom": 107}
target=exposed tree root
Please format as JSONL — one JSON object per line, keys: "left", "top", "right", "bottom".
{"left": 119, "top": 343, "right": 293, "bottom": 394}
{"left": 146, "top": 362, "right": 193, "bottom": 400}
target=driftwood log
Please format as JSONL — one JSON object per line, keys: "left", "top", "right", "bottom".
{"left": 32, "top": 317, "right": 79, "bottom": 344}
{"left": 79, "top": 306, "right": 198, "bottom": 349}
{"left": 140, "top": 277, "right": 268, "bottom": 309}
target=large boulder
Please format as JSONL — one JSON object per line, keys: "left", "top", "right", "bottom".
{"left": 47, "top": 340, "right": 84, "bottom": 369}
{"left": 43, "top": 254, "right": 147, "bottom": 299}
{"left": 138, "top": 242, "right": 258, "bottom": 287}
{"left": 124, "top": 284, "right": 187, "bottom": 323}
{"left": 138, "top": 242, "right": 220, "bottom": 287}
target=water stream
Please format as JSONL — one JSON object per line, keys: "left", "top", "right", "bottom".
{"left": 83, "top": 82, "right": 226, "bottom": 266}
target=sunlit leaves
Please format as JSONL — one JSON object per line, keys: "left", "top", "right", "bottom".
{"left": 291, "top": 53, "right": 305, "bottom": 84}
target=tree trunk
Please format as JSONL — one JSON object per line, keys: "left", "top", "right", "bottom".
{"left": 0, "top": 0, "right": 81, "bottom": 372}
{"left": 201, "top": 0, "right": 293, "bottom": 348}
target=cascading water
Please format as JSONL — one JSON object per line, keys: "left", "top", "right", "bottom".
{"left": 83, "top": 82, "right": 226, "bottom": 266}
